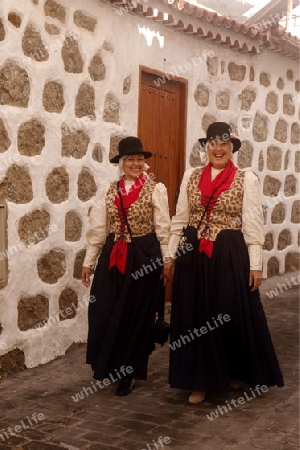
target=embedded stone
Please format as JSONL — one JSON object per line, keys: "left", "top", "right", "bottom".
{"left": 274, "top": 118, "right": 288, "bottom": 143}
{"left": 295, "top": 151, "right": 300, "bottom": 172}
{"left": 216, "top": 90, "right": 230, "bottom": 110}
{"left": 0, "top": 349, "right": 26, "bottom": 379}
{"left": 264, "top": 175, "right": 281, "bottom": 197}
{"left": 37, "top": 250, "right": 66, "bottom": 284}
{"left": 265, "top": 91, "right": 278, "bottom": 114}
{"left": 44, "top": 0, "right": 66, "bottom": 23}
{"left": 252, "top": 112, "right": 268, "bottom": 142}
{"left": 102, "top": 40, "right": 114, "bottom": 52}
{"left": 61, "top": 37, "right": 83, "bottom": 73}
{"left": 92, "top": 143, "right": 104, "bottom": 163}
{"left": 103, "top": 93, "right": 120, "bottom": 124}
{"left": 73, "top": 249, "right": 86, "bottom": 279}
{"left": 249, "top": 66, "right": 255, "bottom": 81}
{"left": 0, "top": 18, "right": 5, "bottom": 41}
{"left": 220, "top": 61, "right": 225, "bottom": 74}
{"left": 109, "top": 134, "right": 125, "bottom": 162}
{"left": 263, "top": 208, "right": 267, "bottom": 225}
{"left": 123, "top": 76, "right": 131, "bottom": 95}
{"left": 266, "top": 146, "right": 282, "bottom": 171}
{"left": 276, "top": 77, "right": 284, "bottom": 90}
{"left": 277, "top": 229, "right": 292, "bottom": 250}
{"left": 0, "top": 164, "right": 33, "bottom": 203}
{"left": 259, "top": 72, "right": 271, "bottom": 87}
{"left": 295, "top": 80, "right": 300, "bottom": 92}
{"left": 201, "top": 113, "right": 216, "bottom": 133}
{"left": 8, "top": 12, "right": 22, "bottom": 28}
{"left": 285, "top": 252, "right": 299, "bottom": 272}
{"left": 0, "top": 118, "right": 11, "bottom": 153}
{"left": 45, "top": 23, "right": 60, "bottom": 35}
{"left": 46, "top": 167, "right": 69, "bottom": 203}
{"left": 258, "top": 151, "right": 264, "bottom": 172}
{"left": 0, "top": 62, "right": 30, "bottom": 107}
{"left": 271, "top": 203, "right": 285, "bottom": 224}
{"left": 18, "top": 119, "right": 45, "bottom": 156}
{"left": 18, "top": 210, "right": 50, "bottom": 245}
{"left": 0, "top": 323, "right": 2, "bottom": 334}
{"left": 18, "top": 295, "right": 49, "bottom": 331}
{"left": 73, "top": 11, "right": 97, "bottom": 32}
{"left": 43, "top": 81, "right": 65, "bottom": 113}
{"left": 263, "top": 232, "right": 273, "bottom": 251}
{"left": 291, "top": 200, "right": 300, "bottom": 223}
{"left": 65, "top": 210, "right": 82, "bottom": 242}
{"left": 75, "top": 83, "right": 95, "bottom": 120}
{"left": 206, "top": 56, "right": 218, "bottom": 76}
{"left": 61, "top": 128, "right": 90, "bottom": 158}
{"left": 241, "top": 118, "right": 252, "bottom": 130}
{"left": 283, "top": 94, "right": 295, "bottom": 115}
{"left": 239, "top": 89, "right": 256, "bottom": 111}
{"left": 267, "top": 257, "right": 279, "bottom": 278}
{"left": 58, "top": 288, "right": 78, "bottom": 321}
{"left": 77, "top": 168, "right": 97, "bottom": 202}
{"left": 284, "top": 150, "right": 290, "bottom": 170}
{"left": 22, "top": 24, "right": 49, "bottom": 61}
{"left": 291, "top": 122, "right": 300, "bottom": 144}
{"left": 284, "top": 174, "right": 297, "bottom": 197}
{"left": 88, "top": 52, "right": 106, "bottom": 82}
{"left": 228, "top": 62, "right": 246, "bottom": 81}
{"left": 194, "top": 84, "right": 209, "bottom": 107}
{"left": 189, "top": 142, "right": 202, "bottom": 168}
{"left": 286, "top": 70, "right": 293, "bottom": 80}
{"left": 237, "top": 141, "right": 253, "bottom": 169}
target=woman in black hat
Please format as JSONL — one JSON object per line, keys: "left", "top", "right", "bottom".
{"left": 82, "top": 137, "right": 170, "bottom": 396}
{"left": 164, "top": 122, "right": 284, "bottom": 404}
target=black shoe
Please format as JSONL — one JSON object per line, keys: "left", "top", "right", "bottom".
{"left": 115, "top": 376, "right": 136, "bottom": 396}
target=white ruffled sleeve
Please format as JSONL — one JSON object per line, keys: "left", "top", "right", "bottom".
{"left": 82, "top": 184, "right": 110, "bottom": 270}
{"left": 242, "top": 172, "right": 264, "bottom": 271}
{"left": 166, "top": 168, "right": 196, "bottom": 258}
{"left": 152, "top": 182, "right": 171, "bottom": 258}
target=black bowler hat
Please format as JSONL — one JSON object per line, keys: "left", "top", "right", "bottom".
{"left": 198, "top": 122, "right": 241, "bottom": 153}
{"left": 110, "top": 136, "right": 153, "bottom": 163}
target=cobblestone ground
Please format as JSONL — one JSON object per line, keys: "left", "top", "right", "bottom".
{"left": 0, "top": 272, "right": 299, "bottom": 450}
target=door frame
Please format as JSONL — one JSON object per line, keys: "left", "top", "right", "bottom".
{"left": 138, "top": 65, "right": 188, "bottom": 192}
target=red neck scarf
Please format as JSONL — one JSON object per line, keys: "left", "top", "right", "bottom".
{"left": 109, "top": 173, "right": 147, "bottom": 274}
{"left": 198, "top": 161, "right": 238, "bottom": 258}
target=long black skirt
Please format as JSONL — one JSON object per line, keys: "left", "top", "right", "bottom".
{"left": 86, "top": 233, "right": 161, "bottom": 381}
{"left": 169, "top": 230, "right": 284, "bottom": 392}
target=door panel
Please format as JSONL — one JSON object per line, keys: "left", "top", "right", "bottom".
{"left": 139, "top": 70, "right": 186, "bottom": 216}
{"left": 138, "top": 68, "right": 187, "bottom": 303}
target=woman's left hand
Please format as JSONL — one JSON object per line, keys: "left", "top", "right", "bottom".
{"left": 249, "top": 270, "right": 262, "bottom": 292}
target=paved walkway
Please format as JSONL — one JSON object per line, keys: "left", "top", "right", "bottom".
{"left": 0, "top": 272, "right": 299, "bottom": 450}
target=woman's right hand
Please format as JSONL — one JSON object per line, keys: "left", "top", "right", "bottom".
{"left": 81, "top": 266, "right": 92, "bottom": 287}
{"left": 163, "top": 257, "right": 174, "bottom": 286}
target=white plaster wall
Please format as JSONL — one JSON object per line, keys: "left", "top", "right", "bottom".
{"left": 0, "top": 0, "right": 298, "bottom": 368}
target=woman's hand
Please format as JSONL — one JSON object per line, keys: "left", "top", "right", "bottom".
{"left": 249, "top": 270, "right": 262, "bottom": 292}
{"left": 163, "top": 258, "right": 174, "bottom": 286}
{"left": 81, "top": 266, "right": 92, "bottom": 287}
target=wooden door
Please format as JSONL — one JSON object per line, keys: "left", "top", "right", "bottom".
{"left": 138, "top": 67, "right": 187, "bottom": 303}
{"left": 138, "top": 67, "right": 187, "bottom": 217}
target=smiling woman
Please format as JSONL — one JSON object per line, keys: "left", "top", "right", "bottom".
{"left": 122, "top": 154, "right": 146, "bottom": 180}
{"left": 164, "top": 121, "right": 284, "bottom": 405}
{"left": 81, "top": 136, "right": 170, "bottom": 397}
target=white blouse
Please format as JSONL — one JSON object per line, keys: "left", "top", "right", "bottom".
{"left": 166, "top": 167, "right": 264, "bottom": 271}
{"left": 83, "top": 178, "right": 171, "bottom": 270}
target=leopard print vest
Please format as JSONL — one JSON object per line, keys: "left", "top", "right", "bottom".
{"left": 187, "top": 167, "right": 245, "bottom": 241}
{"left": 106, "top": 179, "right": 156, "bottom": 242}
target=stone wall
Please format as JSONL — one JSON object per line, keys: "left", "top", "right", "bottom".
{"left": 0, "top": 0, "right": 298, "bottom": 373}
